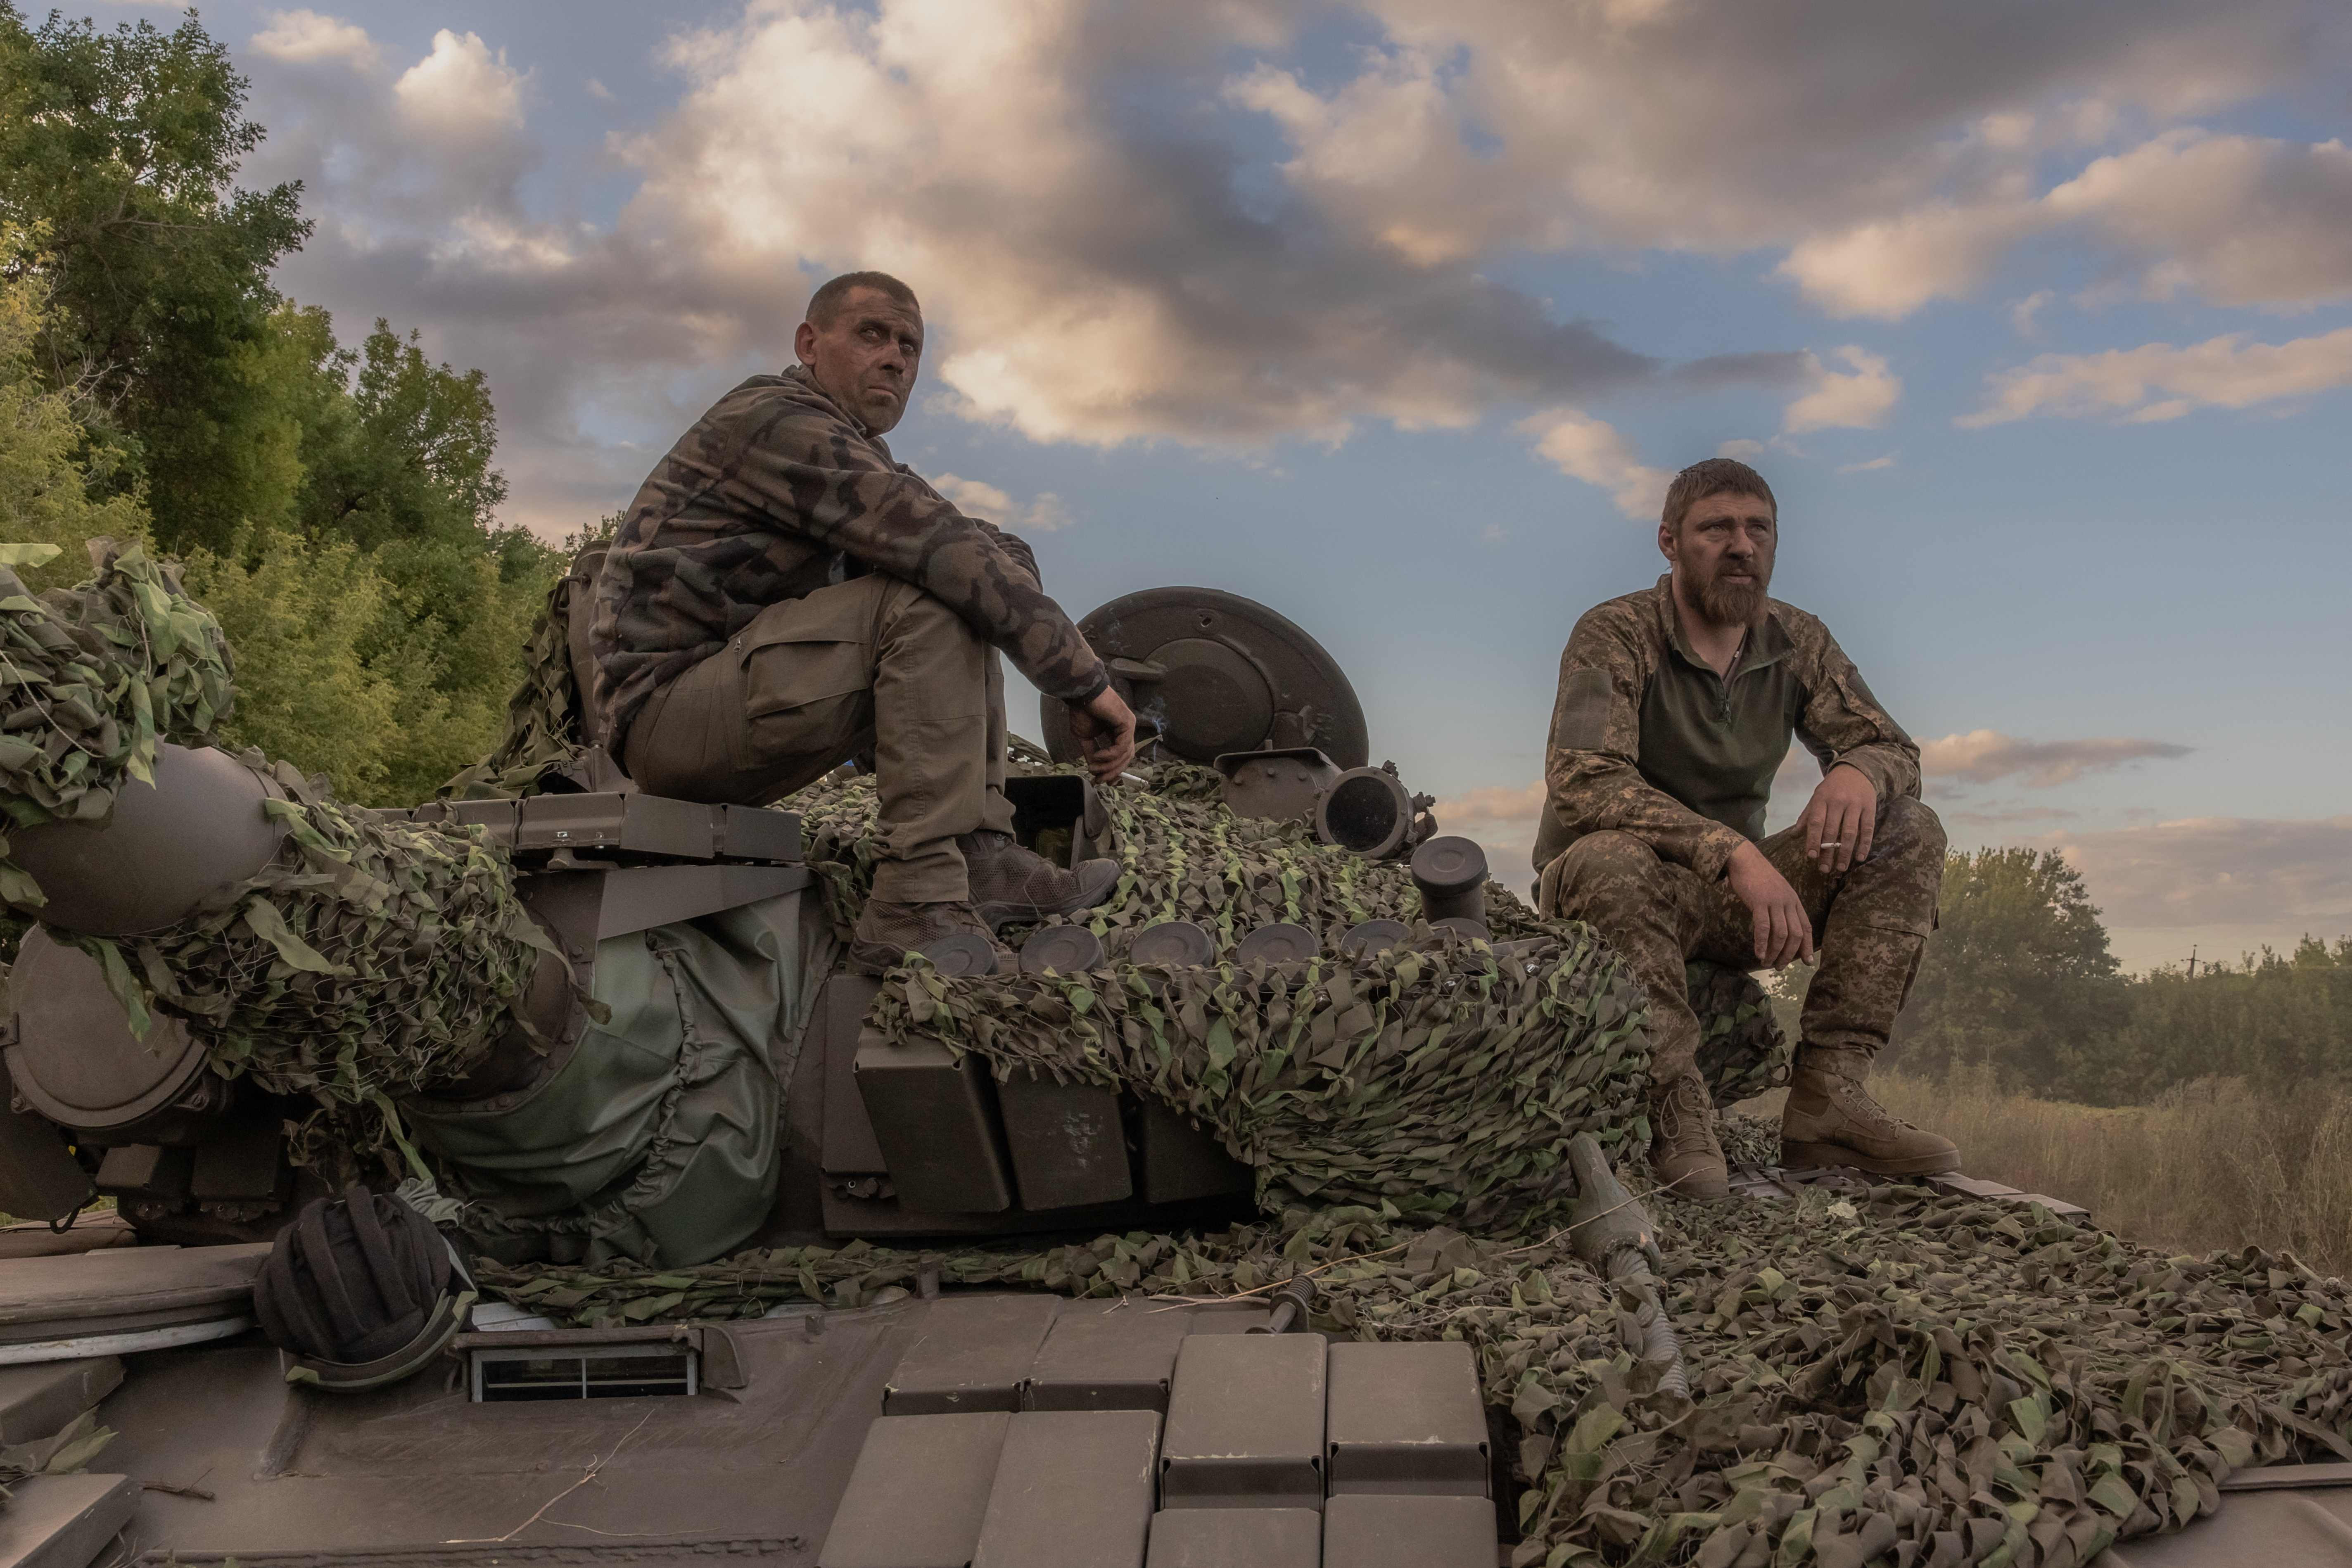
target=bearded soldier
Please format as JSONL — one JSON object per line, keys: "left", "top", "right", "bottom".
{"left": 1535, "top": 458, "right": 1958, "bottom": 1198}
{"left": 591, "top": 272, "right": 1137, "bottom": 974}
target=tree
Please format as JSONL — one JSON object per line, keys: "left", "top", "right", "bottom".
{"left": 0, "top": 234, "right": 148, "bottom": 587}
{"left": 0, "top": 4, "right": 309, "bottom": 553}
{"left": 1888, "top": 847, "right": 2129, "bottom": 1099}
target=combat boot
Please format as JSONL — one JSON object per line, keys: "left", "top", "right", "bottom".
{"left": 958, "top": 830, "right": 1122, "bottom": 931}
{"left": 1649, "top": 1070, "right": 1730, "bottom": 1200}
{"left": 848, "top": 899, "right": 1012, "bottom": 976}
{"left": 1780, "top": 1054, "right": 1960, "bottom": 1175}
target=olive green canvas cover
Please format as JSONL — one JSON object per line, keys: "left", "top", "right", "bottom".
{"left": 406, "top": 893, "right": 828, "bottom": 1267}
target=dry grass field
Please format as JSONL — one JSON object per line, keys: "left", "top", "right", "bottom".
{"left": 1852, "top": 1070, "right": 2352, "bottom": 1279}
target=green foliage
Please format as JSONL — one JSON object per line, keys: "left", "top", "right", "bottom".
{"left": 0, "top": 3, "right": 309, "bottom": 553}
{"left": 0, "top": 247, "right": 149, "bottom": 587}
{"left": 1889, "top": 846, "right": 2127, "bottom": 1096}
{"left": 1883, "top": 848, "right": 2350, "bottom": 1105}
{"left": 178, "top": 525, "right": 399, "bottom": 799}
{"left": 2107, "top": 938, "right": 2352, "bottom": 1097}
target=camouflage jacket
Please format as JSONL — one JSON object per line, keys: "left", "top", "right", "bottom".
{"left": 589, "top": 365, "right": 1107, "bottom": 750}
{"left": 1534, "top": 575, "right": 1921, "bottom": 879}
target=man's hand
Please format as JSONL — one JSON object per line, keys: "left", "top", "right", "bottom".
{"left": 1800, "top": 763, "right": 1878, "bottom": 876}
{"left": 1066, "top": 685, "right": 1137, "bottom": 783}
{"left": 1728, "top": 841, "right": 1815, "bottom": 968}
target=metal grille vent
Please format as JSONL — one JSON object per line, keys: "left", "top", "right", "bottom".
{"left": 470, "top": 1343, "right": 699, "bottom": 1402}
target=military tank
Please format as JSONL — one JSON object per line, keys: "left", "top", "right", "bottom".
{"left": 0, "top": 543, "right": 2340, "bottom": 1568}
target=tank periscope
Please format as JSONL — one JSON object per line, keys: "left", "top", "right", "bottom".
{"left": 404, "top": 892, "right": 831, "bottom": 1267}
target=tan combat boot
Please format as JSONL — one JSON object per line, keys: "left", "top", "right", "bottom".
{"left": 1649, "top": 1070, "right": 1730, "bottom": 1200}
{"left": 958, "top": 830, "right": 1122, "bottom": 932}
{"left": 848, "top": 899, "right": 1013, "bottom": 976}
{"left": 1780, "top": 1054, "right": 1960, "bottom": 1175}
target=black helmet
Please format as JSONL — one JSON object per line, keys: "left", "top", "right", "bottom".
{"left": 255, "top": 1185, "right": 475, "bottom": 1392}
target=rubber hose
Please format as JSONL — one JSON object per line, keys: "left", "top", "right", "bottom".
{"left": 1610, "top": 1255, "right": 1690, "bottom": 1401}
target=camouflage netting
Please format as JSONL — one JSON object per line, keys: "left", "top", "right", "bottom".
{"left": 799, "top": 764, "right": 1792, "bottom": 1107}
{"left": 64, "top": 753, "right": 561, "bottom": 1174}
{"left": 0, "top": 541, "right": 233, "bottom": 910}
{"left": 476, "top": 1181, "right": 2352, "bottom": 1568}
{"left": 0, "top": 541, "right": 559, "bottom": 1178}
{"left": 875, "top": 933, "right": 1652, "bottom": 1225}
{"left": 439, "top": 565, "right": 583, "bottom": 800}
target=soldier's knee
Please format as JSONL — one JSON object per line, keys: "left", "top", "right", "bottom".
{"left": 1875, "top": 797, "right": 1946, "bottom": 862}
{"left": 1547, "top": 831, "right": 1673, "bottom": 914}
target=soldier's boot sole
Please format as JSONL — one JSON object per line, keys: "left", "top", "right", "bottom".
{"left": 1777, "top": 1139, "right": 1961, "bottom": 1177}
{"left": 973, "top": 857, "right": 1122, "bottom": 933}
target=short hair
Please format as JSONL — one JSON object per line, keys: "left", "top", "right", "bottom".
{"left": 1661, "top": 458, "right": 1776, "bottom": 532}
{"left": 805, "top": 271, "right": 920, "bottom": 327}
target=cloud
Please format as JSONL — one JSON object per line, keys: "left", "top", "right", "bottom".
{"left": 1782, "top": 346, "right": 1901, "bottom": 433}
{"left": 226, "top": 0, "right": 2352, "bottom": 534}
{"left": 251, "top": 10, "right": 378, "bottom": 69}
{"left": 2036, "top": 816, "right": 2352, "bottom": 932}
{"left": 619, "top": 0, "right": 1673, "bottom": 452}
{"left": 395, "top": 30, "right": 527, "bottom": 143}
{"left": 2043, "top": 130, "right": 2352, "bottom": 309}
{"left": 1920, "top": 729, "right": 2193, "bottom": 788}
{"left": 931, "top": 474, "right": 1077, "bottom": 534}
{"left": 1518, "top": 409, "right": 1670, "bottom": 520}
{"left": 1960, "top": 326, "right": 2352, "bottom": 427}
{"left": 1778, "top": 203, "right": 2043, "bottom": 320}
{"left": 1838, "top": 454, "right": 1897, "bottom": 473}
{"left": 2008, "top": 290, "right": 2055, "bottom": 339}
{"left": 1776, "top": 129, "right": 2352, "bottom": 320}
{"left": 1716, "top": 438, "right": 1766, "bottom": 459}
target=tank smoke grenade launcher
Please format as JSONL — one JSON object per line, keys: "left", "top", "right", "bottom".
{"left": 0, "top": 541, "right": 2340, "bottom": 1567}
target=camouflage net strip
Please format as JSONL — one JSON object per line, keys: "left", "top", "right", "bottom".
{"left": 0, "top": 541, "right": 232, "bottom": 907}
{"left": 797, "top": 764, "right": 1791, "bottom": 1106}
{"left": 439, "top": 567, "right": 581, "bottom": 800}
{"left": 870, "top": 936, "right": 1650, "bottom": 1226}
{"left": 475, "top": 1184, "right": 2352, "bottom": 1568}
{"left": 66, "top": 754, "right": 560, "bottom": 1173}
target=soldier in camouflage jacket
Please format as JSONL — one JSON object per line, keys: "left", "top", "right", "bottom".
{"left": 590, "top": 273, "right": 1137, "bottom": 972}
{"left": 1536, "top": 458, "right": 1959, "bottom": 1198}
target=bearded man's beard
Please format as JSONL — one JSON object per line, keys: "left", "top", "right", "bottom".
{"left": 1694, "top": 560, "right": 1770, "bottom": 625}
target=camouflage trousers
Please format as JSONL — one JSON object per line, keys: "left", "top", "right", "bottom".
{"left": 623, "top": 572, "right": 1017, "bottom": 903}
{"left": 1538, "top": 797, "right": 1945, "bottom": 1091}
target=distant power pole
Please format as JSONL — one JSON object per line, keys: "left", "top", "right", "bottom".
{"left": 2187, "top": 944, "right": 2198, "bottom": 980}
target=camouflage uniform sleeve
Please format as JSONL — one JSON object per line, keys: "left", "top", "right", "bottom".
{"left": 977, "top": 522, "right": 1041, "bottom": 588}
{"left": 1543, "top": 603, "right": 1753, "bottom": 881}
{"left": 744, "top": 414, "right": 1105, "bottom": 703}
{"left": 1790, "top": 614, "right": 1921, "bottom": 801}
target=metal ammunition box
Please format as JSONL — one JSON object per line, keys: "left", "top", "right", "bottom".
{"left": 819, "top": 977, "right": 888, "bottom": 1175}
{"left": 1144, "top": 1506, "right": 1322, "bottom": 1567}
{"left": 1158, "top": 1333, "right": 1327, "bottom": 1509}
{"left": 854, "top": 1029, "right": 1016, "bottom": 1213}
{"left": 885, "top": 1295, "right": 1062, "bottom": 1416}
{"left": 1023, "top": 1302, "right": 1269, "bottom": 1413}
{"left": 1134, "top": 1100, "right": 1253, "bottom": 1204}
{"left": 972, "top": 1409, "right": 1161, "bottom": 1568}
{"left": 817, "top": 1411, "right": 1010, "bottom": 1568}
{"left": 1317, "top": 1494, "right": 1497, "bottom": 1567}
{"left": 1324, "top": 1341, "right": 1490, "bottom": 1496}
{"left": 999, "top": 1073, "right": 1133, "bottom": 1210}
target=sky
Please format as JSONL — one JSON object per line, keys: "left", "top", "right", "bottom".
{"left": 86, "top": 0, "right": 2352, "bottom": 973}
